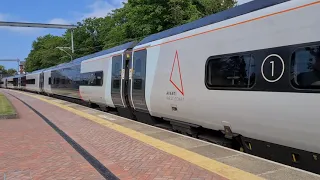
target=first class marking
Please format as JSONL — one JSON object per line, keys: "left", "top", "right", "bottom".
{"left": 261, "top": 54, "right": 285, "bottom": 83}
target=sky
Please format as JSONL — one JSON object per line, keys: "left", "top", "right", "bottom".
{"left": 0, "top": 0, "right": 252, "bottom": 70}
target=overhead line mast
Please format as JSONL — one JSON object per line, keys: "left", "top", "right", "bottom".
{"left": 0, "top": 21, "right": 78, "bottom": 74}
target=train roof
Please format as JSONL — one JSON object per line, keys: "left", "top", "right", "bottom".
{"left": 71, "top": 41, "right": 136, "bottom": 64}
{"left": 136, "top": 0, "right": 290, "bottom": 46}
{"left": 44, "top": 41, "right": 136, "bottom": 71}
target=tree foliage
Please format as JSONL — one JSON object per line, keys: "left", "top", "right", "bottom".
{"left": 0, "top": 65, "right": 17, "bottom": 76}
{"left": 7, "top": 68, "right": 17, "bottom": 76}
{"left": 25, "top": 0, "right": 237, "bottom": 72}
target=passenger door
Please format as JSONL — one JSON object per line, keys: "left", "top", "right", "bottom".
{"left": 18, "top": 77, "right": 21, "bottom": 89}
{"left": 111, "top": 55, "right": 124, "bottom": 107}
{"left": 39, "top": 72, "right": 44, "bottom": 92}
{"left": 130, "top": 49, "right": 148, "bottom": 112}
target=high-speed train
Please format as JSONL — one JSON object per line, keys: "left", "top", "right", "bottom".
{"left": 1, "top": 0, "right": 320, "bottom": 174}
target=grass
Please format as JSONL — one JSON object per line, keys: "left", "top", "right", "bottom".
{"left": 0, "top": 93, "right": 15, "bottom": 115}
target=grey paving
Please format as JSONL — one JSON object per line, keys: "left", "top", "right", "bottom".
{"left": 217, "top": 154, "right": 283, "bottom": 175}
{"left": 259, "top": 168, "right": 320, "bottom": 180}
{"left": 164, "top": 137, "right": 208, "bottom": 149}
{"left": 189, "top": 144, "right": 239, "bottom": 159}
{"left": 147, "top": 131, "right": 182, "bottom": 140}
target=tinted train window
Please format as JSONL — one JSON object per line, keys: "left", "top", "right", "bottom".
{"left": 206, "top": 55, "right": 255, "bottom": 88}
{"left": 48, "top": 77, "right": 52, "bottom": 85}
{"left": 26, "top": 79, "right": 35, "bottom": 84}
{"left": 291, "top": 46, "right": 320, "bottom": 89}
{"left": 81, "top": 71, "right": 103, "bottom": 86}
{"left": 113, "top": 79, "right": 120, "bottom": 89}
{"left": 112, "top": 56, "right": 122, "bottom": 78}
{"left": 132, "top": 50, "right": 147, "bottom": 90}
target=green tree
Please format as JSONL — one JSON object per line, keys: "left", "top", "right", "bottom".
{"left": 0, "top": 65, "right": 7, "bottom": 74}
{"left": 25, "top": 34, "right": 68, "bottom": 72}
{"left": 193, "top": 0, "right": 237, "bottom": 17}
{"left": 64, "top": 18, "right": 105, "bottom": 59}
{"left": 7, "top": 68, "right": 17, "bottom": 76}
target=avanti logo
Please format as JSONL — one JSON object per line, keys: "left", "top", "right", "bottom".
{"left": 169, "top": 50, "right": 184, "bottom": 96}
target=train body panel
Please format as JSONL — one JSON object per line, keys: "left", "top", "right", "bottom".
{"left": 50, "top": 64, "right": 81, "bottom": 99}
{"left": 43, "top": 70, "right": 52, "bottom": 94}
{"left": 26, "top": 72, "right": 40, "bottom": 92}
{"left": 0, "top": 78, "right": 6, "bottom": 88}
{"left": 137, "top": 0, "right": 320, "bottom": 153}
{"left": 6, "top": 77, "right": 14, "bottom": 89}
{"left": 80, "top": 53, "right": 113, "bottom": 106}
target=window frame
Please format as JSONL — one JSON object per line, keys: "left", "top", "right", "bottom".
{"left": 26, "top": 79, "right": 36, "bottom": 85}
{"left": 205, "top": 53, "right": 256, "bottom": 90}
{"left": 80, "top": 71, "right": 104, "bottom": 86}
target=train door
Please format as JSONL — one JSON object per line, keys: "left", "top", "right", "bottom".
{"left": 111, "top": 55, "right": 123, "bottom": 107}
{"left": 130, "top": 49, "right": 148, "bottom": 112}
{"left": 129, "top": 49, "right": 155, "bottom": 124}
{"left": 111, "top": 54, "right": 133, "bottom": 118}
{"left": 40, "top": 72, "right": 44, "bottom": 92}
{"left": 18, "top": 77, "right": 21, "bottom": 89}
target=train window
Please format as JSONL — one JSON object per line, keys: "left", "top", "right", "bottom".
{"left": 26, "top": 79, "right": 35, "bottom": 84}
{"left": 206, "top": 55, "right": 255, "bottom": 88}
{"left": 0, "top": 82, "right": 3, "bottom": 85}
{"left": 113, "top": 79, "right": 120, "bottom": 89}
{"left": 291, "top": 46, "right": 320, "bottom": 89}
{"left": 133, "top": 79, "right": 142, "bottom": 89}
{"left": 95, "top": 71, "right": 103, "bottom": 86}
{"left": 112, "top": 56, "right": 122, "bottom": 78}
{"left": 48, "top": 77, "right": 51, "bottom": 85}
{"left": 81, "top": 71, "right": 103, "bottom": 86}
{"left": 133, "top": 50, "right": 146, "bottom": 77}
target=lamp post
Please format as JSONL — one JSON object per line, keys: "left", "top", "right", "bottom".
{"left": 56, "top": 47, "right": 73, "bottom": 61}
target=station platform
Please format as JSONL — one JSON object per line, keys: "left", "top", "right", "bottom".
{"left": 0, "top": 89, "right": 319, "bottom": 180}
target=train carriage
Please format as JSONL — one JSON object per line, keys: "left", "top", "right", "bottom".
{"left": 26, "top": 70, "right": 41, "bottom": 92}
{"left": 130, "top": 0, "right": 320, "bottom": 173}
{"left": 80, "top": 42, "right": 136, "bottom": 113}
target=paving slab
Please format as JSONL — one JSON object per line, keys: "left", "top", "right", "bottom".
{"left": 259, "top": 168, "right": 320, "bottom": 180}
{"left": 189, "top": 145, "right": 239, "bottom": 159}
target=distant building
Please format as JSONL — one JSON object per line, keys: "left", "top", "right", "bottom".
{"left": 19, "top": 61, "right": 25, "bottom": 74}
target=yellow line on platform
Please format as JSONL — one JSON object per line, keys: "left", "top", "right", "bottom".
{"left": 14, "top": 90, "right": 263, "bottom": 180}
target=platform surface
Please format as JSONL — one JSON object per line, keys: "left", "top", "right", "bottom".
{"left": 1, "top": 89, "right": 320, "bottom": 180}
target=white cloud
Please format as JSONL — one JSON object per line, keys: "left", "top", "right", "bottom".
{"left": 81, "top": 0, "right": 127, "bottom": 19}
{"left": 48, "top": 18, "right": 70, "bottom": 25}
{"left": 237, "top": 0, "right": 253, "bottom": 5}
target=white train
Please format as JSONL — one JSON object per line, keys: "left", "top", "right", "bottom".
{"left": 1, "top": 0, "right": 320, "bottom": 174}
